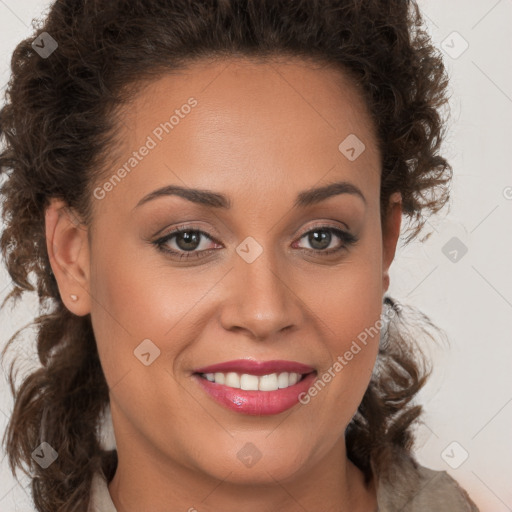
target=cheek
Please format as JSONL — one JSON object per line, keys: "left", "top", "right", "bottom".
{"left": 318, "top": 231, "right": 384, "bottom": 352}
{"left": 88, "top": 233, "right": 172, "bottom": 389}
{"left": 307, "top": 230, "right": 384, "bottom": 415}
{"left": 88, "top": 230, "right": 220, "bottom": 391}
{"left": 320, "top": 299, "right": 382, "bottom": 397}
{"left": 88, "top": 241, "right": 200, "bottom": 447}
{"left": 90, "top": 229, "right": 179, "bottom": 341}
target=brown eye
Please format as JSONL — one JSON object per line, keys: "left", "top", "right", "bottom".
{"left": 303, "top": 229, "right": 333, "bottom": 251}
{"left": 174, "top": 230, "right": 202, "bottom": 251}
{"left": 152, "top": 224, "right": 358, "bottom": 262}
{"left": 153, "top": 226, "right": 220, "bottom": 261}
{"left": 294, "top": 226, "right": 358, "bottom": 255}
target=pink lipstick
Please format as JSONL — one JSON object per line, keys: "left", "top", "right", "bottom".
{"left": 193, "top": 359, "right": 317, "bottom": 415}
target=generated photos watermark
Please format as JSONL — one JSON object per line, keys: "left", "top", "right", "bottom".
{"left": 298, "top": 301, "right": 401, "bottom": 405}
{"left": 93, "top": 97, "right": 198, "bottom": 200}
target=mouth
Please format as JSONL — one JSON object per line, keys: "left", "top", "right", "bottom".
{"left": 192, "top": 359, "right": 317, "bottom": 415}
{"left": 197, "top": 370, "right": 309, "bottom": 390}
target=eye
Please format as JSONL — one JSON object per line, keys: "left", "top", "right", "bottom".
{"left": 153, "top": 225, "right": 219, "bottom": 261}
{"left": 293, "top": 225, "right": 358, "bottom": 256}
{"left": 152, "top": 223, "right": 358, "bottom": 261}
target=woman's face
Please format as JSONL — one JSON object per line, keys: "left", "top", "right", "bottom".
{"left": 48, "top": 57, "right": 401, "bottom": 492}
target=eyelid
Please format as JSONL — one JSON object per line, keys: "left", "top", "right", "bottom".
{"left": 151, "top": 220, "right": 223, "bottom": 241}
{"left": 153, "top": 225, "right": 221, "bottom": 248}
{"left": 293, "top": 224, "right": 358, "bottom": 252}
{"left": 154, "top": 220, "right": 352, "bottom": 246}
{"left": 295, "top": 220, "right": 351, "bottom": 238}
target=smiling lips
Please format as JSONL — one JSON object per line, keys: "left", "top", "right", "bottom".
{"left": 193, "top": 359, "right": 317, "bottom": 415}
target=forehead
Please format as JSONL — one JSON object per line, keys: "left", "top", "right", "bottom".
{"left": 95, "top": 56, "right": 380, "bottom": 216}
{"left": 126, "top": 55, "right": 376, "bottom": 144}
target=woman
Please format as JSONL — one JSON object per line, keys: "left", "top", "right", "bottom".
{"left": 0, "top": 0, "right": 479, "bottom": 510}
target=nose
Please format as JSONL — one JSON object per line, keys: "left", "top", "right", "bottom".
{"left": 219, "top": 248, "right": 303, "bottom": 341}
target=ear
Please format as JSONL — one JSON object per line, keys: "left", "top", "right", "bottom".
{"left": 45, "top": 198, "right": 91, "bottom": 316}
{"left": 382, "top": 192, "right": 402, "bottom": 295}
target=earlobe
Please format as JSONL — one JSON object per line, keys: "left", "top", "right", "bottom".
{"left": 45, "top": 198, "right": 91, "bottom": 316}
{"left": 382, "top": 192, "right": 402, "bottom": 294}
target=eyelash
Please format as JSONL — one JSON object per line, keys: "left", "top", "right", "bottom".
{"left": 152, "top": 223, "right": 359, "bottom": 261}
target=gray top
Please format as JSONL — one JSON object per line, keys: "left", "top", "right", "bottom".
{"left": 88, "top": 458, "right": 480, "bottom": 511}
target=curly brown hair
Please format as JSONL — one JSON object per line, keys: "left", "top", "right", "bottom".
{"left": 0, "top": 0, "right": 453, "bottom": 510}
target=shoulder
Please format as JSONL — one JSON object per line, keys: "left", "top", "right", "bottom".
{"left": 374, "top": 451, "right": 480, "bottom": 512}
{"left": 88, "top": 469, "right": 118, "bottom": 512}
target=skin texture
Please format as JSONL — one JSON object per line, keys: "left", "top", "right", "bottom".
{"left": 45, "top": 57, "right": 402, "bottom": 512}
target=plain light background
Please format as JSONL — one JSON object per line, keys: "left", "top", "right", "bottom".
{"left": 0, "top": 1, "right": 511, "bottom": 510}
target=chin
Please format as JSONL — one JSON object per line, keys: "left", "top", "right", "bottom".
{"left": 215, "top": 460, "right": 306, "bottom": 487}
{"left": 192, "top": 439, "right": 312, "bottom": 486}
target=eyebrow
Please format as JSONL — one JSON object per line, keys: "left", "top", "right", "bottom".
{"left": 133, "top": 180, "right": 366, "bottom": 210}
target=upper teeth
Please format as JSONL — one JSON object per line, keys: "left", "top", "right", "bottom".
{"left": 202, "top": 372, "right": 301, "bottom": 391}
